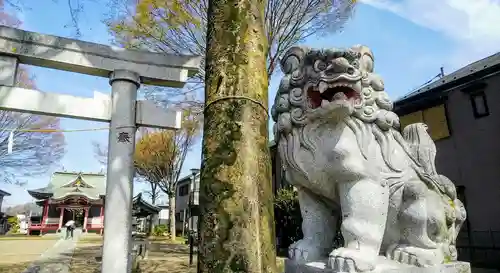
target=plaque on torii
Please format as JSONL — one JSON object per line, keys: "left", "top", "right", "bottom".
{"left": 0, "top": 26, "right": 201, "bottom": 273}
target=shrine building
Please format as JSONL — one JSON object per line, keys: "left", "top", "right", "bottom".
{"left": 27, "top": 171, "right": 106, "bottom": 235}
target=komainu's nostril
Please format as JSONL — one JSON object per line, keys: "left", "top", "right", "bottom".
{"left": 347, "top": 67, "right": 355, "bottom": 75}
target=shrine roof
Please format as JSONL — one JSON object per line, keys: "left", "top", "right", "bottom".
{"left": 0, "top": 189, "right": 11, "bottom": 197}
{"left": 132, "top": 193, "right": 161, "bottom": 217}
{"left": 27, "top": 171, "right": 106, "bottom": 201}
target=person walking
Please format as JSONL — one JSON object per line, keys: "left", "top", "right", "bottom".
{"left": 65, "top": 219, "right": 75, "bottom": 239}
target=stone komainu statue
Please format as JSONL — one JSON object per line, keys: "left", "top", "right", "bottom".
{"left": 271, "top": 45, "right": 467, "bottom": 272}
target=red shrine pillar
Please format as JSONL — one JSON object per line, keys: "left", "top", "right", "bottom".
{"left": 83, "top": 207, "right": 89, "bottom": 232}
{"left": 58, "top": 207, "right": 64, "bottom": 230}
{"left": 99, "top": 205, "right": 104, "bottom": 235}
{"left": 41, "top": 200, "right": 49, "bottom": 235}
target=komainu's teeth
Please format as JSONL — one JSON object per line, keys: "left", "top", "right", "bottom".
{"left": 318, "top": 82, "right": 329, "bottom": 93}
{"left": 321, "top": 99, "right": 329, "bottom": 107}
{"left": 333, "top": 92, "right": 347, "bottom": 100}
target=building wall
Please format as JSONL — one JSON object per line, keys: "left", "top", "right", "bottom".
{"left": 17, "top": 215, "right": 28, "bottom": 234}
{"left": 88, "top": 205, "right": 103, "bottom": 228}
{"left": 176, "top": 180, "right": 191, "bottom": 215}
{"left": 45, "top": 205, "right": 59, "bottom": 225}
{"left": 431, "top": 74, "right": 500, "bottom": 232}
{"left": 396, "top": 72, "right": 500, "bottom": 266}
{"left": 0, "top": 196, "right": 3, "bottom": 212}
{"left": 158, "top": 208, "right": 169, "bottom": 226}
{"left": 40, "top": 204, "right": 103, "bottom": 228}
{"left": 174, "top": 176, "right": 198, "bottom": 233}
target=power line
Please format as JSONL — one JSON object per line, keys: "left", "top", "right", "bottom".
{"left": 404, "top": 67, "right": 445, "bottom": 98}
{"left": 2, "top": 127, "right": 110, "bottom": 154}
{"left": 1, "top": 127, "right": 110, "bottom": 133}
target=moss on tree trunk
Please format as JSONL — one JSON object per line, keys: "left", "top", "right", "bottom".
{"left": 198, "top": 0, "right": 277, "bottom": 272}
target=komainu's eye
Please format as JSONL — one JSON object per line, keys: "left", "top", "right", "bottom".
{"left": 314, "top": 60, "right": 327, "bottom": 71}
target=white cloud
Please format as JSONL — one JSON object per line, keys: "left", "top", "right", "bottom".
{"left": 360, "top": 0, "right": 500, "bottom": 69}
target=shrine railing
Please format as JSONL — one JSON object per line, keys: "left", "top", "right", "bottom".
{"left": 28, "top": 223, "right": 59, "bottom": 230}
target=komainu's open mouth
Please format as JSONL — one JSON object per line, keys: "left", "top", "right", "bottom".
{"left": 308, "top": 82, "right": 359, "bottom": 109}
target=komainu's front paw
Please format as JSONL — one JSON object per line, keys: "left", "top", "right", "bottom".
{"left": 386, "top": 244, "right": 443, "bottom": 267}
{"left": 288, "top": 238, "right": 326, "bottom": 263}
{"left": 328, "top": 247, "right": 376, "bottom": 272}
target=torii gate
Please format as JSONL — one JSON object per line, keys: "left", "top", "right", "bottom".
{"left": 0, "top": 26, "right": 201, "bottom": 273}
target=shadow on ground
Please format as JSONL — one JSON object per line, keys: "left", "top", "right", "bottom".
{"left": 0, "top": 262, "right": 32, "bottom": 273}
{"left": 0, "top": 241, "right": 285, "bottom": 273}
{"left": 68, "top": 242, "right": 197, "bottom": 273}
{"left": 0, "top": 256, "right": 72, "bottom": 273}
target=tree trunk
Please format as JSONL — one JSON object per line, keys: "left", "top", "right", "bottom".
{"left": 151, "top": 191, "right": 157, "bottom": 205}
{"left": 148, "top": 188, "right": 157, "bottom": 235}
{"left": 169, "top": 195, "right": 176, "bottom": 239}
{"left": 198, "top": 0, "right": 277, "bottom": 272}
{"left": 148, "top": 215, "right": 153, "bottom": 236}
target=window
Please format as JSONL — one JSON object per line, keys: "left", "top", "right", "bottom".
{"left": 461, "top": 82, "right": 489, "bottom": 119}
{"left": 399, "top": 104, "right": 450, "bottom": 141}
{"left": 178, "top": 184, "right": 189, "bottom": 196}
{"left": 470, "top": 91, "right": 489, "bottom": 118}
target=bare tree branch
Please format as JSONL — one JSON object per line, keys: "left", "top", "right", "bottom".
{"left": 135, "top": 176, "right": 162, "bottom": 204}
{"left": 106, "top": 0, "right": 356, "bottom": 108}
{"left": 92, "top": 140, "right": 108, "bottom": 166}
{"left": 0, "top": 1, "right": 66, "bottom": 185}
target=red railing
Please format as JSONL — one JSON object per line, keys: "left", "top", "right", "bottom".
{"left": 29, "top": 222, "right": 104, "bottom": 229}
{"left": 29, "top": 223, "right": 43, "bottom": 230}
{"left": 28, "top": 223, "right": 59, "bottom": 230}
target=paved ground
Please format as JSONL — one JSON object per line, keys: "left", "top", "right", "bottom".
{"left": 142, "top": 243, "right": 197, "bottom": 273}
{"left": 0, "top": 235, "right": 284, "bottom": 273}
{"left": 67, "top": 241, "right": 197, "bottom": 273}
{"left": 0, "top": 238, "right": 58, "bottom": 265}
{"left": 0, "top": 229, "right": 82, "bottom": 273}
{"left": 21, "top": 236, "right": 79, "bottom": 273}
{"left": 0, "top": 238, "right": 58, "bottom": 273}
{"left": 68, "top": 242, "right": 102, "bottom": 273}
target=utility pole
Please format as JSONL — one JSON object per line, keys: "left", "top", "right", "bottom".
{"left": 197, "top": 0, "right": 277, "bottom": 272}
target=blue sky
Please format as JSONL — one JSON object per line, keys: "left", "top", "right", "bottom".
{"left": 2, "top": 0, "right": 500, "bottom": 207}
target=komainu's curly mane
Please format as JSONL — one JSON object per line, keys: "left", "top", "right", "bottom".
{"left": 271, "top": 45, "right": 407, "bottom": 175}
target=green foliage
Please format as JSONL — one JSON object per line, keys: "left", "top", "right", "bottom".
{"left": 152, "top": 224, "right": 168, "bottom": 236}
{"left": 7, "top": 216, "right": 19, "bottom": 233}
{"left": 273, "top": 187, "right": 344, "bottom": 255}
{"left": 274, "top": 187, "right": 302, "bottom": 254}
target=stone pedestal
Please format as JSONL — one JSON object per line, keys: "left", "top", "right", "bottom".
{"left": 284, "top": 258, "right": 471, "bottom": 273}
